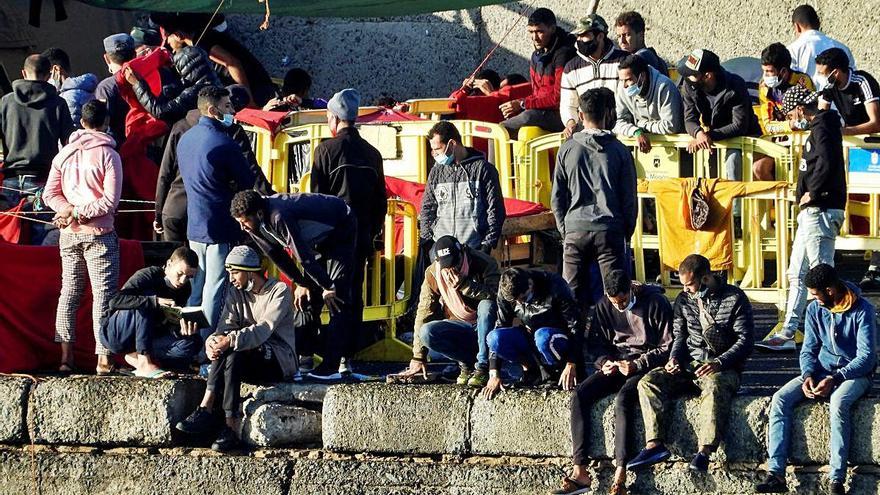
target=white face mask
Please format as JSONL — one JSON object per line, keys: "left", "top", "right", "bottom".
{"left": 244, "top": 277, "right": 255, "bottom": 292}
{"left": 763, "top": 75, "right": 780, "bottom": 89}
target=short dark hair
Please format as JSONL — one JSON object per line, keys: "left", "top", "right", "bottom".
{"left": 197, "top": 85, "right": 229, "bottom": 114}
{"left": 528, "top": 7, "right": 556, "bottom": 27}
{"left": 41, "top": 47, "right": 71, "bottom": 73}
{"left": 761, "top": 42, "right": 792, "bottom": 71}
{"left": 791, "top": 4, "right": 820, "bottom": 30}
{"left": 427, "top": 121, "right": 462, "bottom": 144}
{"left": 615, "top": 11, "right": 646, "bottom": 33}
{"left": 81, "top": 100, "right": 108, "bottom": 129}
{"left": 679, "top": 254, "right": 711, "bottom": 278}
{"left": 106, "top": 48, "right": 136, "bottom": 65}
{"left": 618, "top": 54, "right": 648, "bottom": 77}
{"left": 578, "top": 87, "right": 616, "bottom": 125}
{"left": 804, "top": 264, "right": 840, "bottom": 291}
{"left": 230, "top": 189, "right": 266, "bottom": 218}
{"left": 816, "top": 47, "right": 850, "bottom": 72}
{"left": 603, "top": 269, "right": 631, "bottom": 296}
{"left": 476, "top": 69, "right": 501, "bottom": 92}
{"left": 503, "top": 73, "right": 528, "bottom": 86}
{"left": 23, "top": 54, "right": 51, "bottom": 80}
{"left": 499, "top": 267, "right": 531, "bottom": 302}
{"left": 169, "top": 246, "right": 200, "bottom": 268}
{"left": 282, "top": 67, "right": 312, "bottom": 97}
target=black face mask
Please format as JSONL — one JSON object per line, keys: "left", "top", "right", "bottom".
{"left": 686, "top": 77, "right": 705, "bottom": 92}
{"left": 577, "top": 39, "right": 599, "bottom": 57}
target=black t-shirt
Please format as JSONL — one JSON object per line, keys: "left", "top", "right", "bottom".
{"left": 820, "top": 70, "right": 880, "bottom": 127}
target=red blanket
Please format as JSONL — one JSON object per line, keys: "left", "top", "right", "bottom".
{"left": 384, "top": 176, "right": 546, "bottom": 217}
{"left": 0, "top": 240, "right": 144, "bottom": 373}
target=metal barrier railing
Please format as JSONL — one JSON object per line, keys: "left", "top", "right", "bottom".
{"left": 404, "top": 98, "right": 456, "bottom": 120}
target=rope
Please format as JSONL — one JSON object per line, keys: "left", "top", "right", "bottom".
{"left": 0, "top": 209, "right": 158, "bottom": 225}
{"left": 0, "top": 185, "right": 155, "bottom": 205}
{"left": 463, "top": 0, "right": 534, "bottom": 89}
{"left": 195, "top": 0, "right": 226, "bottom": 46}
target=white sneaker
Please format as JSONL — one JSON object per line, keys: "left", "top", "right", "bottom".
{"left": 338, "top": 357, "right": 353, "bottom": 375}
{"left": 755, "top": 335, "right": 796, "bottom": 351}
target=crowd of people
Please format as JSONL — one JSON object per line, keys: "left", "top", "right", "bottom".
{"left": 0, "top": 4, "right": 876, "bottom": 493}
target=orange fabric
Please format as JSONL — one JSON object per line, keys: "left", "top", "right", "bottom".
{"left": 830, "top": 287, "right": 856, "bottom": 314}
{"left": 639, "top": 178, "right": 787, "bottom": 271}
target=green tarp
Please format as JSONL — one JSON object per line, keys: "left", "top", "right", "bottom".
{"left": 74, "top": 0, "right": 510, "bottom": 18}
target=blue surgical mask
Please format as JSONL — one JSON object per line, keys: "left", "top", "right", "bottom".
{"left": 763, "top": 75, "right": 780, "bottom": 89}
{"left": 615, "top": 293, "right": 636, "bottom": 313}
{"left": 219, "top": 113, "right": 235, "bottom": 127}
{"left": 792, "top": 118, "right": 809, "bottom": 131}
{"left": 434, "top": 142, "right": 454, "bottom": 166}
{"left": 625, "top": 83, "right": 641, "bottom": 98}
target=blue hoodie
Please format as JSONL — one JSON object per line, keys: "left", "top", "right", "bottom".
{"left": 800, "top": 282, "right": 877, "bottom": 383}
{"left": 59, "top": 73, "right": 98, "bottom": 128}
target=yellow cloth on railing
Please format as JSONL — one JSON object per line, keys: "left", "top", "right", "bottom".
{"left": 638, "top": 178, "right": 787, "bottom": 271}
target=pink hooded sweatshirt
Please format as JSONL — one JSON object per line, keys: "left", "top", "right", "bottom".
{"left": 44, "top": 130, "right": 123, "bottom": 235}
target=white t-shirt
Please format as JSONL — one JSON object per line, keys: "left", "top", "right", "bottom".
{"left": 787, "top": 30, "right": 856, "bottom": 88}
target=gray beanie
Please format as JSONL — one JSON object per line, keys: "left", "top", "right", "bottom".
{"left": 225, "top": 245, "right": 262, "bottom": 272}
{"left": 327, "top": 88, "right": 360, "bottom": 121}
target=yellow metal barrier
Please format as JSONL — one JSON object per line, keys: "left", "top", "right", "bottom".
{"left": 405, "top": 98, "right": 456, "bottom": 119}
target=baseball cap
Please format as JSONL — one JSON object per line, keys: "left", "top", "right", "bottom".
{"left": 781, "top": 85, "right": 819, "bottom": 114}
{"left": 103, "top": 33, "right": 135, "bottom": 55}
{"left": 677, "top": 49, "right": 722, "bottom": 78}
{"left": 432, "top": 236, "right": 463, "bottom": 269}
{"left": 572, "top": 14, "right": 609, "bottom": 35}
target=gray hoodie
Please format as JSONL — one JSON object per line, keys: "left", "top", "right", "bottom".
{"left": 551, "top": 130, "right": 637, "bottom": 237}
{"left": 614, "top": 66, "right": 684, "bottom": 137}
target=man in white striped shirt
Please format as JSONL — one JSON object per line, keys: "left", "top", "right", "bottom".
{"left": 787, "top": 4, "right": 855, "bottom": 88}
{"left": 560, "top": 14, "right": 628, "bottom": 139}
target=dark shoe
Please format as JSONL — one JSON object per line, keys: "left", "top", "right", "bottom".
{"left": 306, "top": 363, "right": 344, "bottom": 382}
{"left": 828, "top": 480, "right": 845, "bottom": 495}
{"left": 626, "top": 444, "right": 671, "bottom": 470}
{"left": 755, "top": 473, "right": 787, "bottom": 493}
{"left": 689, "top": 452, "right": 709, "bottom": 472}
{"left": 860, "top": 270, "right": 880, "bottom": 291}
{"left": 175, "top": 407, "right": 215, "bottom": 435}
{"left": 211, "top": 426, "right": 240, "bottom": 453}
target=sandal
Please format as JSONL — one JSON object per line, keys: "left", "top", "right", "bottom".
{"left": 549, "top": 476, "right": 591, "bottom": 495}
{"left": 96, "top": 364, "right": 119, "bottom": 376}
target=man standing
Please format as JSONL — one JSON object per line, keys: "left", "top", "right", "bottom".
{"left": 42, "top": 47, "right": 97, "bottom": 130}
{"left": 757, "top": 87, "right": 846, "bottom": 352}
{"left": 420, "top": 121, "right": 505, "bottom": 253}
{"left": 499, "top": 7, "right": 576, "bottom": 136}
{"left": 178, "top": 86, "right": 255, "bottom": 339}
{"left": 628, "top": 254, "right": 753, "bottom": 472}
{"left": 311, "top": 88, "right": 386, "bottom": 375}
{"left": 230, "top": 190, "right": 357, "bottom": 380}
{"left": 0, "top": 54, "right": 74, "bottom": 245}
{"left": 613, "top": 11, "right": 668, "bottom": 74}
{"left": 787, "top": 4, "right": 856, "bottom": 85}
{"left": 613, "top": 53, "right": 684, "bottom": 153}
{"left": 482, "top": 267, "right": 583, "bottom": 400}
{"left": 756, "top": 265, "right": 876, "bottom": 495}
{"left": 95, "top": 33, "right": 135, "bottom": 146}
{"left": 552, "top": 87, "right": 636, "bottom": 319}
{"left": 176, "top": 246, "right": 298, "bottom": 453}
{"left": 552, "top": 270, "right": 673, "bottom": 495}
{"left": 559, "top": 14, "right": 628, "bottom": 139}
{"left": 43, "top": 100, "right": 120, "bottom": 376}
{"left": 396, "top": 236, "right": 499, "bottom": 387}
{"left": 679, "top": 48, "right": 761, "bottom": 182}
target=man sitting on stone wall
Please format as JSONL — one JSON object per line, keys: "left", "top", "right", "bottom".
{"left": 176, "top": 245, "right": 298, "bottom": 452}
{"left": 628, "top": 254, "right": 754, "bottom": 473}
{"left": 756, "top": 264, "right": 876, "bottom": 495}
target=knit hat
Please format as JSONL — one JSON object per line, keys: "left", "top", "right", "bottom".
{"left": 225, "top": 245, "right": 263, "bottom": 272}
{"left": 103, "top": 33, "right": 135, "bottom": 55}
{"left": 781, "top": 85, "right": 820, "bottom": 114}
{"left": 432, "top": 236, "right": 463, "bottom": 269}
{"left": 327, "top": 88, "right": 360, "bottom": 121}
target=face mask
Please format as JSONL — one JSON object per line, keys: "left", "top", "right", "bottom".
{"left": 814, "top": 74, "right": 828, "bottom": 89}
{"left": 792, "top": 116, "right": 809, "bottom": 131}
{"left": 686, "top": 78, "right": 704, "bottom": 92}
{"left": 625, "top": 83, "right": 641, "bottom": 98}
{"left": 244, "top": 278, "right": 255, "bottom": 292}
{"left": 615, "top": 293, "right": 636, "bottom": 313}
{"left": 51, "top": 73, "right": 62, "bottom": 90}
{"left": 826, "top": 71, "right": 838, "bottom": 87}
{"left": 763, "top": 75, "right": 780, "bottom": 89}
{"left": 577, "top": 39, "right": 598, "bottom": 57}
{"left": 434, "top": 142, "right": 454, "bottom": 166}
{"left": 218, "top": 112, "right": 235, "bottom": 127}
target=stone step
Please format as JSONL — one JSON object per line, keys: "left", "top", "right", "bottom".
{"left": 2, "top": 446, "right": 879, "bottom": 495}
{"left": 323, "top": 384, "right": 880, "bottom": 465}
{"left": 0, "top": 376, "right": 31, "bottom": 444}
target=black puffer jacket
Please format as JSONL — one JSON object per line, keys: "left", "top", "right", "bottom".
{"left": 670, "top": 275, "right": 754, "bottom": 372}
{"left": 133, "top": 45, "right": 221, "bottom": 123}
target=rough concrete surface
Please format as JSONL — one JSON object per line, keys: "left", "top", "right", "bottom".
{"left": 27, "top": 376, "right": 204, "bottom": 447}
{"left": 240, "top": 381, "right": 329, "bottom": 406}
{"left": 0, "top": 377, "right": 31, "bottom": 444}
{"left": 228, "top": 1, "right": 880, "bottom": 102}
{"left": 322, "top": 384, "right": 471, "bottom": 454}
{"left": 243, "top": 403, "right": 322, "bottom": 447}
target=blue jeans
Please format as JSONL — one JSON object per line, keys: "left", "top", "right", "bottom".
{"left": 487, "top": 326, "right": 569, "bottom": 368}
{"left": 419, "top": 299, "right": 496, "bottom": 370}
{"left": 767, "top": 374, "right": 871, "bottom": 482}
{"left": 99, "top": 307, "right": 200, "bottom": 369}
{"left": 188, "top": 241, "right": 231, "bottom": 340}
{"left": 781, "top": 208, "right": 844, "bottom": 338}
{"left": 2, "top": 175, "right": 52, "bottom": 245}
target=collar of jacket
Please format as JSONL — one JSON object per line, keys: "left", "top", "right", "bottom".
{"left": 197, "top": 115, "right": 227, "bottom": 130}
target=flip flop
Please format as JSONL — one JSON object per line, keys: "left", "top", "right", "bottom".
{"left": 137, "top": 369, "right": 177, "bottom": 379}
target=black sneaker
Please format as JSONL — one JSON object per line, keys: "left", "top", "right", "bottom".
{"left": 859, "top": 270, "right": 880, "bottom": 292}
{"left": 828, "top": 480, "right": 845, "bottom": 495}
{"left": 175, "top": 407, "right": 215, "bottom": 435}
{"left": 689, "top": 452, "right": 709, "bottom": 472}
{"left": 755, "top": 473, "right": 787, "bottom": 493}
{"left": 626, "top": 444, "right": 671, "bottom": 470}
{"left": 211, "top": 425, "right": 240, "bottom": 453}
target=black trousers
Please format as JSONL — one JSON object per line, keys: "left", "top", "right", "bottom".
{"left": 206, "top": 347, "right": 283, "bottom": 418}
{"left": 562, "top": 230, "right": 627, "bottom": 315}
{"left": 571, "top": 370, "right": 645, "bottom": 465}
{"left": 162, "top": 216, "right": 187, "bottom": 243}
{"left": 316, "top": 215, "right": 357, "bottom": 368}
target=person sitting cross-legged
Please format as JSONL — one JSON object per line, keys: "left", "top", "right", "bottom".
{"left": 176, "top": 245, "right": 298, "bottom": 452}
{"left": 396, "top": 236, "right": 500, "bottom": 387}
{"left": 552, "top": 270, "right": 673, "bottom": 495}
{"left": 756, "top": 264, "right": 876, "bottom": 495}
{"left": 99, "top": 247, "right": 201, "bottom": 377}
{"left": 481, "top": 267, "right": 584, "bottom": 400}
{"left": 628, "top": 254, "right": 754, "bottom": 472}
